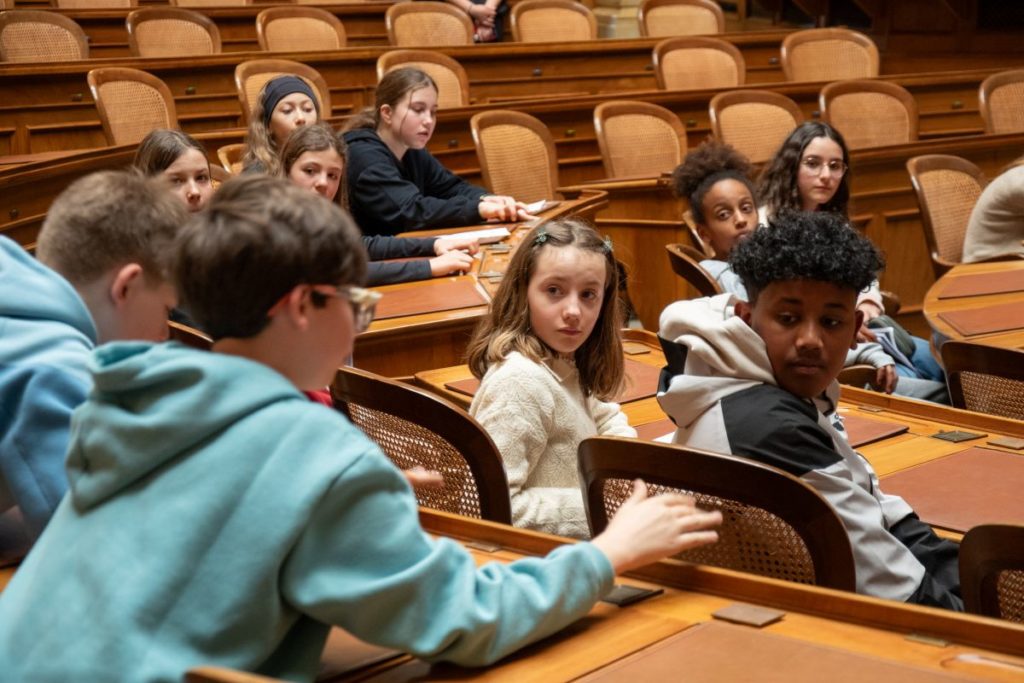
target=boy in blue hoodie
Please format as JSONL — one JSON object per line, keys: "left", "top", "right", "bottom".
{"left": 0, "top": 171, "right": 185, "bottom": 539}
{"left": 0, "top": 175, "right": 722, "bottom": 681}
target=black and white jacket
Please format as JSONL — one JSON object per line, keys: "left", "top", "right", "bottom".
{"left": 657, "top": 294, "right": 961, "bottom": 609}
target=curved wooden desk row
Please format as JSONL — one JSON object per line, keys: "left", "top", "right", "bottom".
{"left": 924, "top": 261, "right": 1024, "bottom": 348}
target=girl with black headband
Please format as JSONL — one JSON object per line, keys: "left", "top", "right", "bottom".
{"left": 242, "top": 75, "right": 320, "bottom": 176}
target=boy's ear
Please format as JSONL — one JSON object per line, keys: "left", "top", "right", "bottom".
{"left": 851, "top": 309, "right": 865, "bottom": 349}
{"left": 734, "top": 299, "right": 753, "bottom": 325}
{"left": 108, "top": 263, "right": 144, "bottom": 308}
{"left": 268, "top": 286, "right": 314, "bottom": 331}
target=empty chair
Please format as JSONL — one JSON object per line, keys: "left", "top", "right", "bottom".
{"left": 0, "top": 10, "right": 88, "bottom": 62}
{"left": 709, "top": 90, "right": 803, "bottom": 164}
{"left": 54, "top": 0, "right": 135, "bottom": 7}
{"left": 979, "top": 69, "right": 1024, "bottom": 135}
{"left": 665, "top": 243, "right": 721, "bottom": 297}
{"left": 385, "top": 1, "right": 473, "bottom": 47}
{"left": 217, "top": 143, "right": 244, "bottom": 175}
{"left": 594, "top": 100, "right": 686, "bottom": 178}
{"left": 579, "top": 436, "right": 856, "bottom": 589}
{"left": 941, "top": 341, "right": 1024, "bottom": 420}
{"left": 87, "top": 67, "right": 178, "bottom": 146}
{"left": 234, "top": 59, "right": 331, "bottom": 126}
{"left": 638, "top": 0, "right": 724, "bottom": 37}
{"left": 511, "top": 0, "right": 596, "bottom": 42}
{"left": 377, "top": 49, "right": 470, "bottom": 109}
{"left": 127, "top": 7, "right": 221, "bottom": 58}
{"left": 256, "top": 6, "right": 346, "bottom": 53}
{"left": 470, "top": 109, "right": 559, "bottom": 202}
{"left": 820, "top": 79, "right": 918, "bottom": 150}
{"left": 781, "top": 28, "right": 879, "bottom": 82}
{"left": 170, "top": 0, "right": 250, "bottom": 6}
{"left": 960, "top": 524, "right": 1024, "bottom": 623}
{"left": 331, "top": 367, "right": 512, "bottom": 524}
{"left": 653, "top": 36, "right": 745, "bottom": 91}
{"left": 905, "top": 154, "right": 986, "bottom": 277}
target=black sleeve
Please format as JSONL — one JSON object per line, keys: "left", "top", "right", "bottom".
{"left": 719, "top": 385, "right": 843, "bottom": 477}
{"left": 366, "top": 260, "right": 432, "bottom": 286}
{"left": 421, "top": 151, "right": 489, "bottom": 203}
{"left": 362, "top": 236, "right": 436, "bottom": 261}
{"left": 889, "top": 513, "right": 963, "bottom": 610}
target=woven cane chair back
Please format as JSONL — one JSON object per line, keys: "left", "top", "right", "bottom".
{"left": 820, "top": 79, "right": 918, "bottom": 150}
{"left": 55, "top": 0, "right": 135, "bottom": 7}
{"left": 980, "top": 69, "right": 1024, "bottom": 135}
{"left": 709, "top": 90, "right": 802, "bottom": 164}
{"left": 781, "top": 28, "right": 879, "bottom": 82}
{"left": 377, "top": 49, "right": 469, "bottom": 109}
{"left": 638, "top": 0, "right": 723, "bottom": 37}
{"left": 386, "top": 1, "right": 473, "bottom": 47}
{"left": 511, "top": 0, "right": 596, "bottom": 42}
{"left": 88, "top": 67, "right": 178, "bottom": 145}
{"left": 127, "top": 8, "right": 220, "bottom": 57}
{"left": 653, "top": 36, "right": 745, "bottom": 91}
{"left": 256, "top": 6, "right": 346, "bottom": 52}
{"left": 594, "top": 100, "right": 686, "bottom": 177}
{"left": 470, "top": 109, "right": 559, "bottom": 202}
{"left": 961, "top": 524, "right": 1024, "bottom": 623}
{"left": 170, "top": 0, "right": 250, "bottom": 7}
{"left": 941, "top": 341, "right": 1024, "bottom": 420}
{"left": 0, "top": 10, "right": 88, "bottom": 62}
{"left": 906, "top": 154, "right": 985, "bottom": 276}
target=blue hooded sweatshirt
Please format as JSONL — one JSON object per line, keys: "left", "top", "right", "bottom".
{"left": 0, "top": 236, "right": 97, "bottom": 538}
{"left": 0, "top": 342, "right": 613, "bottom": 682}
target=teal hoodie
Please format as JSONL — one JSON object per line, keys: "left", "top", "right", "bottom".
{"left": 0, "top": 236, "right": 97, "bottom": 537}
{"left": 0, "top": 342, "right": 613, "bottom": 682}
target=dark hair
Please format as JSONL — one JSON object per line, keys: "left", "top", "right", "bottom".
{"left": 36, "top": 170, "right": 187, "bottom": 285}
{"left": 133, "top": 129, "right": 208, "bottom": 177}
{"left": 242, "top": 76, "right": 321, "bottom": 176}
{"left": 671, "top": 140, "right": 755, "bottom": 225}
{"left": 730, "top": 210, "right": 884, "bottom": 302}
{"left": 757, "top": 121, "right": 850, "bottom": 217}
{"left": 279, "top": 122, "right": 349, "bottom": 209}
{"left": 466, "top": 219, "right": 624, "bottom": 399}
{"left": 172, "top": 175, "right": 366, "bottom": 340}
{"left": 342, "top": 66, "right": 438, "bottom": 132}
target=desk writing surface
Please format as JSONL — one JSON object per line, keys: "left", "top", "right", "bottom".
{"left": 924, "top": 261, "right": 1024, "bottom": 346}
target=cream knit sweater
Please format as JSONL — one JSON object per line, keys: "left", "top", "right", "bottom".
{"left": 470, "top": 352, "right": 636, "bottom": 539}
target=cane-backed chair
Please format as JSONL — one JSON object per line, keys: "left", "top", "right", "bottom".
{"left": 377, "top": 49, "right": 469, "bottom": 109}
{"left": 470, "top": 109, "right": 559, "bottom": 202}
{"left": 653, "top": 36, "right": 744, "bottom": 91}
{"left": 216, "top": 143, "right": 245, "bottom": 175}
{"left": 979, "top": 69, "right": 1024, "bottom": 135}
{"left": 87, "top": 67, "right": 178, "bottom": 146}
{"left": 385, "top": 1, "right": 473, "bottom": 47}
{"left": 665, "top": 243, "right": 721, "bottom": 297}
{"left": 820, "top": 79, "right": 918, "bottom": 150}
{"left": 511, "top": 0, "right": 596, "bottom": 42}
{"left": 781, "top": 27, "right": 879, "bottom": 82}
{"left": 54, "top": 0, "right": 135, "bottom": 7}
{"left": 127, "top": 7, "right": 221, "bottom": 58}
{"left": 170, "top": 0, "right": 250, "bottom": 7}
{"left": 960, "top": 524, "right": 1024, "bottom": 623}
{"left": 638, "top": 0, "right": 723, "bottom": 37}
{"left": 594, "top": 100, "right": 686, "bottom": 178}
{"left": 580, "top": 436, "right": 856, "bottom": 590}
{"left": 0, "top": 10, "right": 88, "bottom": 62}
{"left": 709, "top": 90, "right": 803, "bottom": 164}
{"left": 906, "top": 154, "right": 986, "bottom": 277}
{"left": 331, "top": 367, "right": 512, "bottom": 524}
{"left": 256, "top": 6, "right": 346, "bottom": 52}
{"left": 234, "top": 59, "right": 331, "bottom": 126}
{"left": 941, "top": 342, "right": 1024, "bottom": 420}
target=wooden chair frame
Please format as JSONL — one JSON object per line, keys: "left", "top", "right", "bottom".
{"left": 126, "top": 7, "right": 221, "bottom": 58}
{"left": 87, "top": 67, "right": 178, "bottom": 146}
{"left": 255, "top": 6, "right": 346, "bottom": 53}
{"left": 960, "top": 524, "right": 1024, "bottom": 621}
{"left": 331, "top": 367, "right": 512, "bottom": 524}
{"left": 652, "top": 36, "right": 745, "bottom": 91}
{"left": 170, "top": 0, "right": 251, "bottom": 7}
{"left": 708, "top": 89, "right": 803, "bottom": 163}
{"left": 0, "top": 9, "right": 89, "bottom": 62}
{"left": 376, "top": 49, "right": 470, "bottom": 109}
{"left": 216, "top": 142, "right": 244, "bottom": 175}
{"left": 665, "top": 243, "right": 721, "bottom": 297}
{"left": 905, "top": 154, "right": 986, "bottom": 278}
{"left": 385, "top": 1, "right": 473, "bottom": 47}
{"left": 780, "top": 27, "right": 879, "bottom": 82}
{"left": 819, "top": 79, "right": 919, "bottom": 149}
{"left": 511, "top": 0, "right": 597, "bottom": 42}
{"left": 53, "top": 0, "right": 136, "bottom": 7}
{"left": 979, "top": 69, "right": 1024, "bottom": 135}
{"left": 638, "top": 0, "right": 724, "bottom": 38}
{"left": 234, "top": 59, "right": 331, "bottom": 126}
{"left": 593, "top": 100, "right": 686, "bottom": 178}
{"left": 941, "top": 341, "right": 1024, "bottom": 418}
{"left": 470, "top": 109, "right": 560, "bottom": 201}
{"left": 579, "top": 436, "right": 856, "bottom": 590}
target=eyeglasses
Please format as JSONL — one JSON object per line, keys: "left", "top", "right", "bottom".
{"left": 317, "top": 285, "right": 382, "bottom": 333}
{"left": 800, "top": 156, "right": 848, "bottom": 176}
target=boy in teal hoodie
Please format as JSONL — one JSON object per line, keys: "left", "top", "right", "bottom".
{"left": 0, "top": 175, "right": 721, "bottom": 682}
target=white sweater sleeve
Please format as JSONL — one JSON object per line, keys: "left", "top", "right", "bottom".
{"left": 590, "top": 397, "right": 636, "bottom": 438}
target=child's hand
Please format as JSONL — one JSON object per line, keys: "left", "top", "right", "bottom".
{"left": 429, "top": 250, "right": 475, "bottom": 276}
{"left": 479, "top": 195, "right": 519, "bottom": 222}
{"left": 591, "top": 480, "right": 721, "bottom": 574}
{"left": 435, "top": 235, "right": 480, "bottom": 256}
{"left": 403, "top": 466, "right": 444, "bottom": 490}
{"left": 873, "top": 364, "right": 898, "bottom": 394}
{"left": 856, "top": 323, "right": 877, "bottom": 343}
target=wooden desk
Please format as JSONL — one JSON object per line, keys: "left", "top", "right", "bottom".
{"left": 352, "top": 191, "right": 607, "bottom": 377}
{"left": 922, "top": 260, "right": 1024, "bottom": 349}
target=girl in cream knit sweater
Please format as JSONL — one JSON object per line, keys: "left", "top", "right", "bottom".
{"left": 467, "top": 219, "right": 635, "bottom": 538}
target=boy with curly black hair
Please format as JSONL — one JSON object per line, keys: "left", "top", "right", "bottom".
{"left": 657, "top": 210, "right": 962, "bottom": 610}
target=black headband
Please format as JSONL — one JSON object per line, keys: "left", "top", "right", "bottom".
{"left": 261, "top": 76, "right": 319, "bottom": 130}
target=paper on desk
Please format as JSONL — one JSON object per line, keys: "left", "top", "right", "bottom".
{"left": 525, "top": 199, "right": 559, "bottom": 214}
{"left": 438, "top": 227, "right": 510, "bottom": 244}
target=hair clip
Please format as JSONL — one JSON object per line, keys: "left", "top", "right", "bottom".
{"left": 603, "top": 236, "right": 613, "bottom": 253}
{"left": 533, "top": 227, "right": 549, "bottom": 246}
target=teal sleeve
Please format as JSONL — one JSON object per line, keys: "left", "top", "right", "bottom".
{"left": 280, "top": 448, "right": 614, "bottom": 666}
